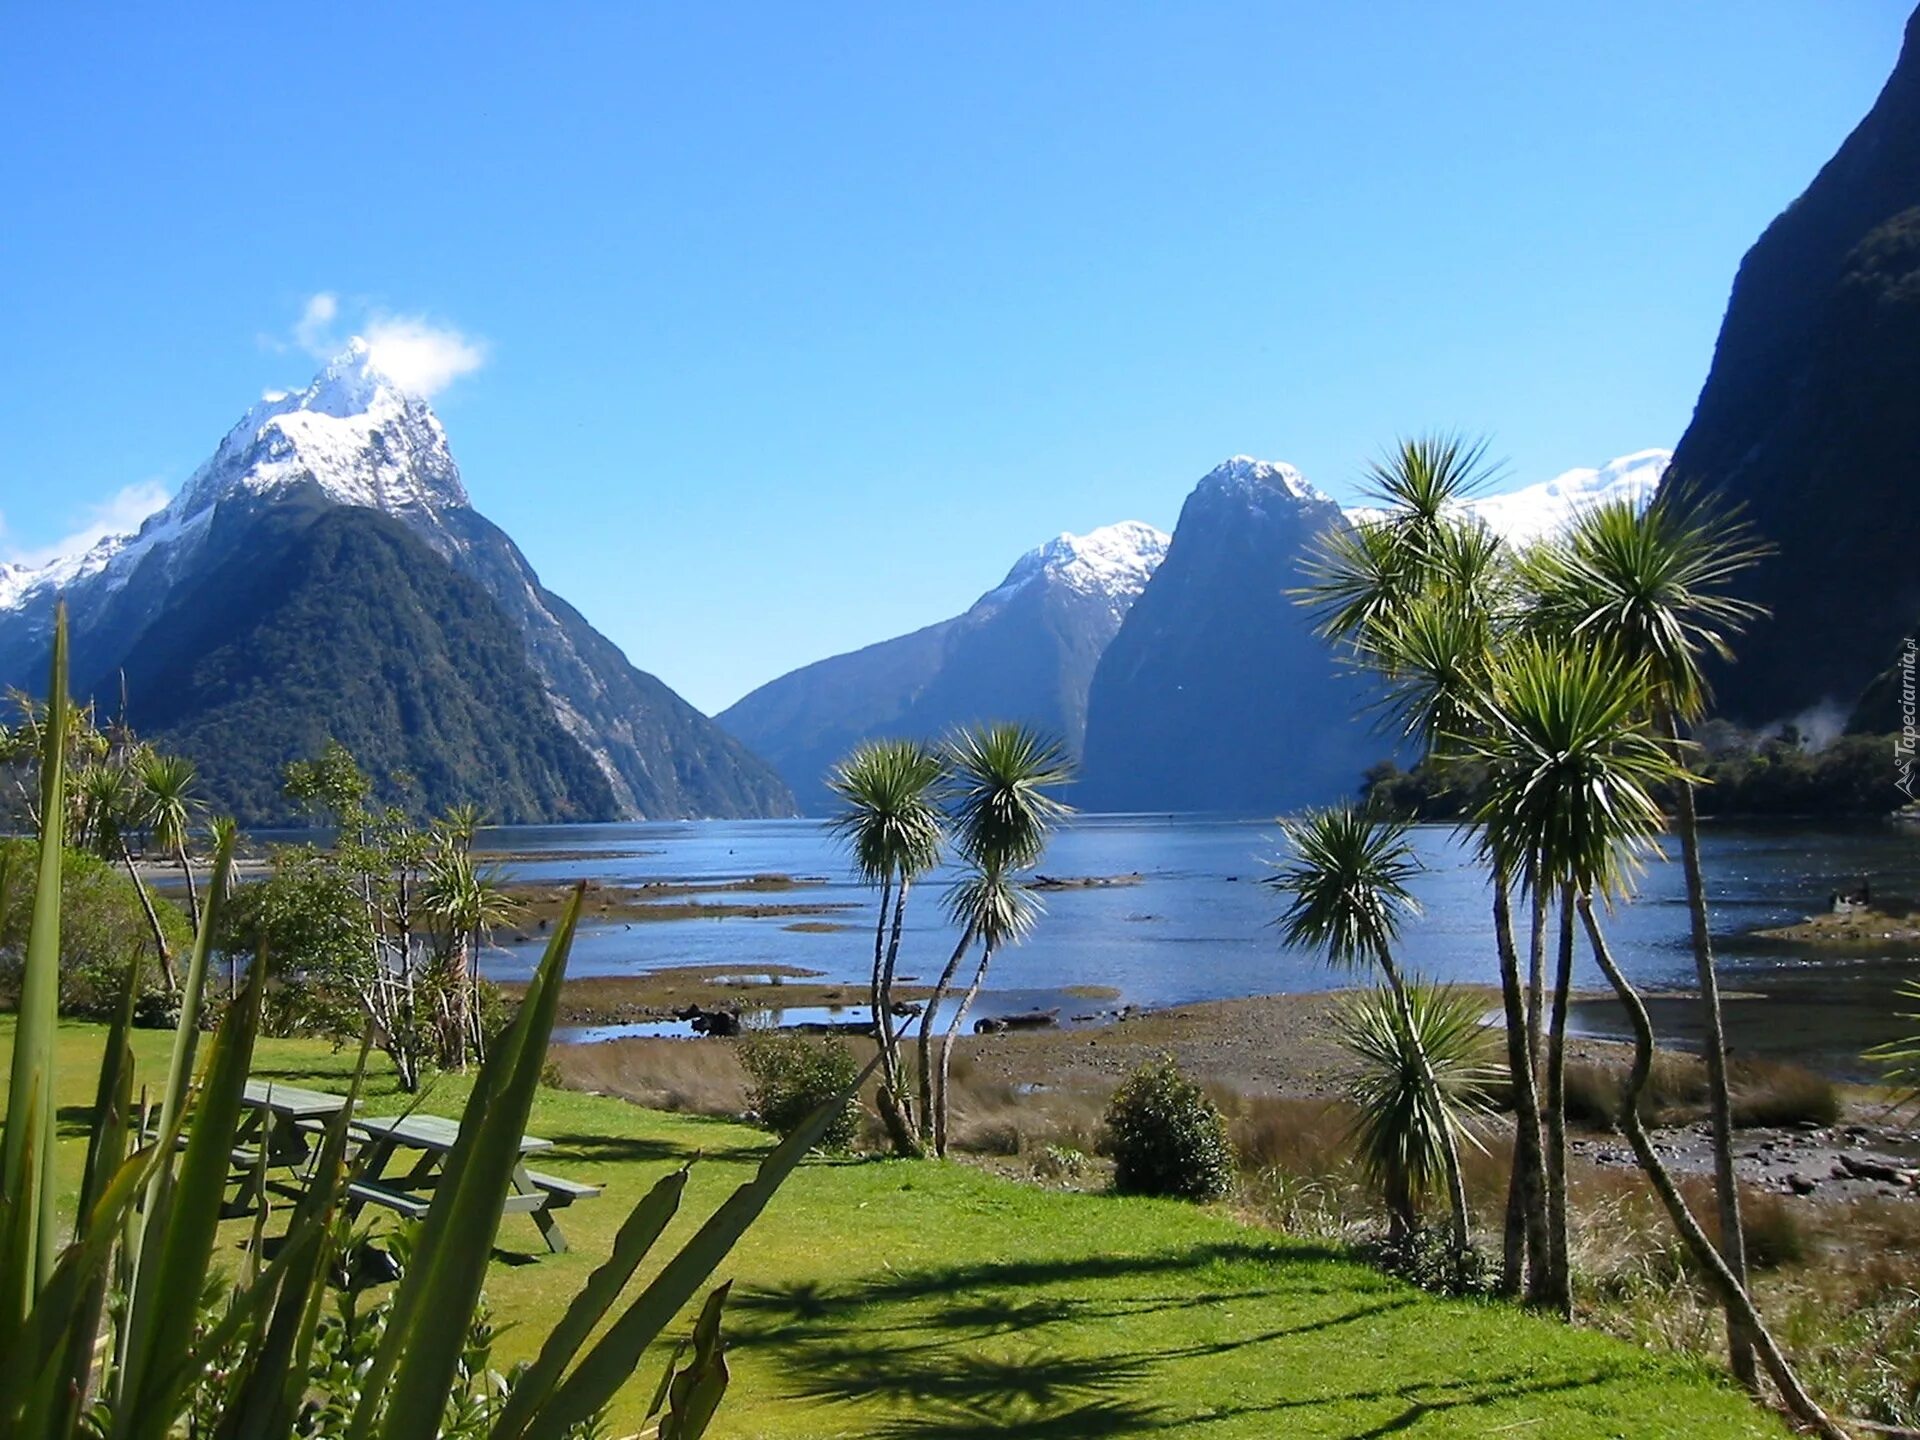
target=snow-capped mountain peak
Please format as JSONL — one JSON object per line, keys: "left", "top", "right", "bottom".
{"left": 1199, "top": 455, "right": 1329, "bottom": 506}
{"left": 174, "top": 341, "right": 469, "bottom": 522}
{"left": 1344, "top": 448, "right": 1671, "bottom": 545}
{"left": 1, "top": 345, "right": 472, "bottom": 613}
{"left": 983, "top": 520, "right": 1171, "bottom": 611}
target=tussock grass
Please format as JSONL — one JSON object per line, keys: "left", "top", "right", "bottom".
{"left": 1562, "top": 1052, "right": 1840, "bottom": 1131}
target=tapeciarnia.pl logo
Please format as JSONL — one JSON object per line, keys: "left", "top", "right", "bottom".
{"left": 1897, "top": 637, "right": 1917, "bottom": 800}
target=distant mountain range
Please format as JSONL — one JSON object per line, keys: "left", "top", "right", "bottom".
{"left": 719, "top": 522, "right": 1169, "bottom": 812}
{"left": 2, "top": 329, "right": 1678, "bottom": 825}
{"left": 1664, "top": 6, "right": 1920, "bottom": 734}
{"left": 720, "top": 450, "right": 1668, "bottom": 813}
{"left": 1348, "top": 449, "right": 1669, "bottom": 547}
{"left": 0, "top": 344, "right": 793, "bottom": 824}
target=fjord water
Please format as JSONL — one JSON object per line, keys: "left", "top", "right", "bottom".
{"left": 484, "top": 815, "right": 1920, "bottom": 1077}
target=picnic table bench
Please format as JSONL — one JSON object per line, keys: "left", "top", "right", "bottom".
{"left": 344, "top": 1112, "right": 602, "bottom": 1253}
{"left": 151, "top": 1079, "right": 355, "bottom": 1175}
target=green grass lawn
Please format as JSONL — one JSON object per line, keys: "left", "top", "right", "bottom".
{"left": 10, "top": 1019, "right": 1784, "bottom": 1439}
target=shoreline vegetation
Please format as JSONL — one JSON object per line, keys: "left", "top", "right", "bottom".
{"left": 542, "top": 976, "right": 1920, "bottom": 1432}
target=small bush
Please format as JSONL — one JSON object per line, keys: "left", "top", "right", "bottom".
{"left": 1102, "top": 1056, "right": 1236, "bottom": 1201}
{"left": 1729, "top": 1058, "right": 1842, "bottom": 1129}
{"left": 955, "top": 1120, "right": 1023, "bottom": 1157}
{"left": 1564, "top": 1052, "right": 1840, "bottom": 1132}
{"left": 737, "top": 1032, "right": 861, "bottom": 1152}
{"left": 1363, "top": 1227, "right": 1498, "bottom": 1297}
{"left": 1563, "top": 1052, "right": 1711, "bottom": 1130}
{"left": 1740, "top": 1190, "right": 1812, "bottom": 1269}
{"left": 1032, "top": 1145, "right": 1090, "bottom": 1183}
{"left": 0, "top": 840, "right": 193, "bottom": 1018}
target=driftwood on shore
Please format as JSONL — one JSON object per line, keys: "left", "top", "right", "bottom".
{"left": 974, "top": 1009, "right": 1060, "bottom": 1034}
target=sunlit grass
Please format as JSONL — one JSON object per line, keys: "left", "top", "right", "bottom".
{"left": 7, "top": 1019, "right": 1786, "bottom": 1438}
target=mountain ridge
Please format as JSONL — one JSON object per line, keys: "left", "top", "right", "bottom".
{"left": 0, "top": 345, "right": 794, "bottom": 822}
{"left": 1664, "top": 7, "right": 1920, "bottom": 729}
{"left": 719, "top": 520, "right": 1169, "bottom": 811}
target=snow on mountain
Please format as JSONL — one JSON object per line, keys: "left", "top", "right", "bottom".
{"left": 1197, "top": 455, "right": 1330, "bottom": 506}
{"left": 0, "top": 341, "right": 468, "bottom": 614}
{"left": 1463, "top": 450, "right": 1671, "bottom": 545}
{"left": 173, "top": 340, "right": 468, "bottom": 520}
{"left": 1345, "top": 449, "right": 1672, "bottom": 544}
{"left": 981, "top": 520, "right": 1170, "bottom": 614}
{"left": 0, "top": 341, "right": 793, "bottom": 819}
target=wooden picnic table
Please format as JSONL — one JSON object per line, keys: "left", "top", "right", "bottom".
{"left": 185, "top": 1079, "right": 354, "bottom": 1175}
{"left": 344, "top": 1113, "right": 600, "bottom": 1254}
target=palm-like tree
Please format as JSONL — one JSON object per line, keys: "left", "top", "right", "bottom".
{"left": 74, "top": 755, "right": 179, "bottom": 994}
{"left": 439, "top": 802, "right": 485, "bottom": 853}
{"left": 829, "top": 739, "right": 947, "bottom": 1156}
{"left": 1528, "top": 488, "right": 1771, "bottom": 1380}
{"left": 918, "top": 723, "right": 1071, "bottom": 1156}
{"left": 1271, "top": 806, "right": 1472, "bottom": 1253}
{"left": 136, "top": 752, "right": 204, "bottom": 934}
{"left": 1299, "top": 437, "right": 1553, "bottom": 1296}
{"left": 418, "top": 843, "right": 516, "bottom": 1068}
{"left": 1464, "top": 635, "right": 1847, "bottom": 1440}
{"left": 1336, "top": 983, "right": 1501, "bottom": 1240}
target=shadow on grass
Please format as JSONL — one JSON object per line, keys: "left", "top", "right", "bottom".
{"left": 729, "top": 1244, "right": 1443, "bottom": 1436}
{"left": 734, "top": 1240, "right": 1632, "bottom": 1438}
{"left": 1207, "top": 1366, "right": 1629, "bottom": 1438}
{"left": 532, "top": 1128, "right": 769, "bottom": 1168}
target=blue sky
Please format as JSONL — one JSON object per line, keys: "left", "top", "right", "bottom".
{"left": 0, "top": 3, "right": 1908, "bottom": 712}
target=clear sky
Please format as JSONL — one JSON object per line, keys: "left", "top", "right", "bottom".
{"left": 0, "top": 4, "right": 1909, "bottom": 713}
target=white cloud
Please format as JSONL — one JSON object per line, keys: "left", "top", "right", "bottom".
{"left": 360, "top": 314, "right": 488, "bottom": 397}
{"left": 0, "top": 481, "right": 172, "bottom": 570}
{"left": 294, "top": 292, "right": 339, "bottom": 353}
{"left": 277, "top": 291, "right": 487, "bottom": 399}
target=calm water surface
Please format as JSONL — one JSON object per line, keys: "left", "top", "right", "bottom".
{"left": 477, "top": 816, "right": 1920, "bottom": 1077}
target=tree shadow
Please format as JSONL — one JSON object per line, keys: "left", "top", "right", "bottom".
{"left": 729, "top": 1241, "right": 1429, "bottom": 1438}
{"left": 731, "top": 1237, "right": 1641, "bottom": 1439}
{"left": 1192, "top": 1366, "right": 1630, "bottom": 1438}
{"left": 532, "top": 1129, "right": 766, "bottom": 1167}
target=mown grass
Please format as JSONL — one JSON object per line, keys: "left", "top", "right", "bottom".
{"left": 7, "top": 1018, "right": 1786, "bottom": 1438}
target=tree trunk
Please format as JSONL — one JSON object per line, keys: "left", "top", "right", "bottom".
{"left": 118, "top": 841, "right": 176, "bottom": 994}
{"left": 1374, "top": 951, "right": 1471, "bottom": 1254}
{"left": 916, "top": 927, "right": 974, "bottom": 1146}
{"left": 1665, "top": 706, "right": 1756, "bottom": 1389}
{"left": 867, "top": 871, "right": 893, "bottom": 1056}
{"left": 1493, "top": 876, "right": 1549, "bottom": 1300}
{"left": 934, "top": 944, "right": 996, "bottom": 1158}
{"left": 864, "top": 872, "right": 920, "bottom": 1157}
{"left": 1579, "top": 896, "right": 1849, "bottom": 1440}
{"left": 446, "top": 935, "right": 472, "bottom": 1071}
{"left": 1526, "top": 863, "right": 1547, "bottom": 1071}
{"left": 878, "top": 876, "right": 915, "bottom": 1132}
{"left": 176, "top": 842, "right": 201, "bottom": 937}
{"left": 1385, "top": 1163, "right": 1415, "bottom": 1241}
{"left": 1544, "top": 884, "right": 1576, "bottom": 1318}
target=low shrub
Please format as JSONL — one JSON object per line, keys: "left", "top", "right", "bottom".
{"left": 1362, "top": 1227, "right": 1498, "bottom": 1297}
{"left": 1565, "top": 1052, "right": 1840, "bottom": 1132}
{"left": 1032, "top": 1145, "right": 1091, "bottom": 1183}
{"left": 0, "top": 840, "right": 192, "bottom": 1017}
{"left": 738, "top": 1032, "right": 862, "bottom": 1151}
{"left": 1740, "top": 1189, "right": 1813, "bottom": 1269}
{"left": 1729, "top": 1057, "right": 1842, "bottom": 1129}
{"left": 1561, "top": 1061, "right": 1624, "bottom": 1129}
{"left": 1563, "top": 1052, "right": 1711, "bottom": 1129}
{"left": 1103, "top": 1055, "right": 1236, "bottom": 1201}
